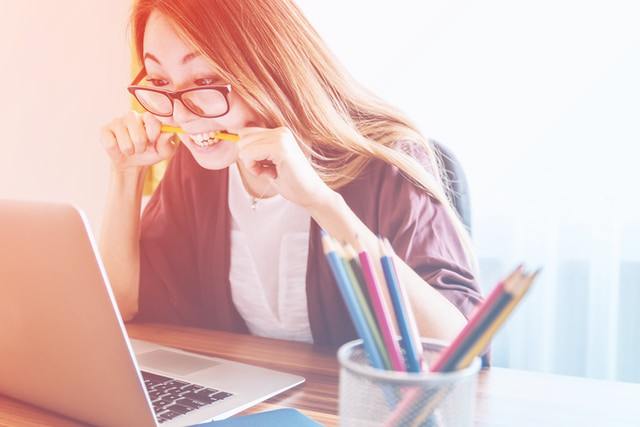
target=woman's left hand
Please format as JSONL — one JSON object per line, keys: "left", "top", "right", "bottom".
{"left": 235, "top": 126, "right": 334, "bottom": 209}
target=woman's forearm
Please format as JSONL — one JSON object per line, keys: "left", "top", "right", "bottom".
{"left": 99, "top": 167, "right": 147, "bottom": 321}
{"left": 392, "top": 259, "right": 467, "bottom": 341}
{"left": 308, "top": 190, "right": 467, "bottom": 342}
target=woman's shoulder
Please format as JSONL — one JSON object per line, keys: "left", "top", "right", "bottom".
{"left": 337, "top": 140, "right": 445, "bottom": 229}
{"left": 391, "top": 139, "right": 435, "bottom": 172}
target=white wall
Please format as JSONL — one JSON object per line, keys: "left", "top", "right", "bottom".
{"left": 0, "top": 0, "right": 131, "bottom": 233}
{"left": 296, "top": 0, "right": 640, "bottom": 381}
{"left": 296, "top": 0, "right": 640, "bottom": 224}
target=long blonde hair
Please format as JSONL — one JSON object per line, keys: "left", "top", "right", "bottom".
{"left": 131, "top": 0, "right": 477, "bottom": 271}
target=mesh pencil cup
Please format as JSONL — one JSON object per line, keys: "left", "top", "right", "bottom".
{"left": 337, "top": 339, "right": 481, "bottom": 427}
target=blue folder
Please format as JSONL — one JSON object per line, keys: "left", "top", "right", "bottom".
{"left": 190, "top": 408, "right": 323, "bottom": 426}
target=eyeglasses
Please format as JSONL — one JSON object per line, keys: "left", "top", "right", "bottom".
{"left": 127, "top": 68, "right": 231, "bottom": 118}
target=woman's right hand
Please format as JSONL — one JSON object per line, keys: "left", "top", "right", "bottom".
{"left": 100, "top": 111, "right": 177, "bottom": 173}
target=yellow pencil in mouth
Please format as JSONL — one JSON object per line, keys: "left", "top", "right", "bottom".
{"left": 214, "top": 131, "right": 240, "bottom": 142}
{"left": 160, "top": 125, "right": 240, "bottom": 142}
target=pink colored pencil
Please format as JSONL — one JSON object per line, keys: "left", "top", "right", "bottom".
{"left": 385, "top": 265, "right": 525, "bottom": 427}
{"left": 354, "top": 239, "right": 406, "bottom": 371}
{"left": 429, "top": 265, "right": 523, "bottom": 372}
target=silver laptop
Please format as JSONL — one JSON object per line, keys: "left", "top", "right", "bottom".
{"left": 0, "top": 200, "right": 304, "bottom": 426}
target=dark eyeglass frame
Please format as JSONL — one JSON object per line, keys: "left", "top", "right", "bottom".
{"left": 127, "top": 68, "right": 232, "bottom": 118}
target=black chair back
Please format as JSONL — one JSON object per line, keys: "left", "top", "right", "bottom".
{"left": 431, "top": 140, "right": 472, "bottom": 234}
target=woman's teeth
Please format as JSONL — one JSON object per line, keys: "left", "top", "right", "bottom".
{"left": 191, "top": 132, "right": 220, "bottom": 148}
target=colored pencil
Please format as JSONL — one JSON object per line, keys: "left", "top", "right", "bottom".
{"left": 385, "top": 267, "right": 538, "bottom": 427}
{"left": 379, "top": 238, "right": 423, "bottom": 372}
{"left": 439, "top": 272, "right": 521, "bottom": 371}
{"left": 454, "top": 270, "right": 539, "bottom": 370}
{"left": 354, "top": 238, "right": 407, "bottom": 372}
{"left": 429, "top": 265, "right": 523, "bottom": 372}
{"left": 344, "top": 245, "right": 374, "bottom": 315}
{"left": 339, "top": 245, "right": 391, "bottom": 370}
{"left": 320, "top": 232, "right": 385, "bottom": 369}
{"left": 160, "top": 124, "right": 240, "bottom": 142}
{"left": 382, "top": 239, "right": 425, "bottom": 369}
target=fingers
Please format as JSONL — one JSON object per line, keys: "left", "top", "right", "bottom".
{"left": 110, "top": 119, "right": 135, "bottom": 156}
{"left": 156, "top": 133, "right": 178, "bottom": 159}
{"left": 100, "top": 126, "right": 122, "bottom": 162}
{"left": 100, "top": 111, "right": 172, "bottom": 171}
{"left": 237, "top": 136, "right": 275, "bottom": 163}
{"left": 141, "top": 111, "right": 162, "bottom": 146}
{"left": 250, "top": 161, "right": 277, "bottom": 179}
{"left": 238, "top": 141, "right": 279, "bottom": 180}
{"left": 237, "top": 128, "right": 294, "bottom": 162}
{"left": 124, "top": 111, "right": 148, "bottom": 154}
{"left": 236, "top": 127, "right": 298, "bottom": 180}
{"left": 236, "top": 126, "right": 264, "bottom": 138}
{"left": 234, "top": 126, "right": 276, "bottom": 150}
{"left": 141, "top": 112, "right": 176, "bottom": 159}
{"left": 238, "top": 141, "right": 275, "bottom": 165}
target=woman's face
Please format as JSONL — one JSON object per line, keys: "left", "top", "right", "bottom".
{"left": 142, "top": 10, "right": 261, "bottom": 170}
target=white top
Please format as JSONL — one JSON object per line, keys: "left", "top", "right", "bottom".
{"left": 227, "top": 162, "right": 313, "bottom": 343}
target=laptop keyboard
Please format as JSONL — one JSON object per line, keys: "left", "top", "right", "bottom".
{"left": 141, "top": 371, "right": 233, "bottom": 423}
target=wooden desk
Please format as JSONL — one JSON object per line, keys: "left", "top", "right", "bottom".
{"left": 1, "top": 323, "right": 639, "bottom": 426}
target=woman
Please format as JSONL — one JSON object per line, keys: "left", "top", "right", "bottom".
{"left": 99, "top": 0, "right": 484, "bottom": 353}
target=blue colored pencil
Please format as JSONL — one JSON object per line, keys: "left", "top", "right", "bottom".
{"left": 379, "top": 238, "right": 423, "bottom": 372}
